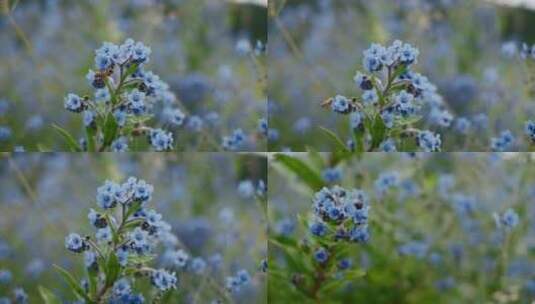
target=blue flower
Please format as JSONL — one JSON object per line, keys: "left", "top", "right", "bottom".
{"left": 417, "top": 130, "right": 441, "bottom": 152}
{"left": 94, "top": 88, "right": 111, "bottom": 103}
{"left": 133, "top": 179, "right": 153, "bottom": 203}
{"left": 0, "top": 270, "right": 12, "bottom": 284}
{"left": 435, "top": 276, "right": 456, "bottom": 291}
{"left": 96, "top": 180, "right": 119, "bottom": 209}
{"left": 13, "top": 288, "right": 28, "bottom": 304}
{"left": 111, "top": 137, "right": 129, "bottom": 152}
{"left": 268, "top": 128, "right": 279, "bottom": 141}
{"left": 494, "top": 208, "right": 519, "bottom": 230}
{"left": 398, "top": 241, "right": 428, "bottom": 259}
{"left": 350, "top": 112, "right": 363, "bottom": 130}
{"left": 116, "top": 246, "right": 129, "bottom": 267}
{"left": 110, "top": 294, "right": 145, "bottom": 304}
{"left": 238, "top": 180, "right": 255, "bottom": 198}
{"left": 112, "top": 278, "right": 132, "bottom": 297}
{"left": 524, "top": 120, "right": 535, "bottom": 141}
{"left": 322, "top": 167, "right": 342, "bottom": 183}
{"left": 501, "top": 41, "right": 517, "bottom": 58}
{"left": 151, "top": 269, "right": 177, "bottom": 291}
{"left": 398, "top": 42, "right": 419, "bottom": 64}
{"left": 491, "top": 130, "right": 515, "bottom": 152}
{"left": 258, "top": 118, "right": 268, "bottom": 136}
{"left": 65, "top": 233, "right": 87, "bottom": 253}
{"left": 362, "top": 89, "right": 378, "bottom": 105}
{"left": 132, "top": 42, "right": 152, "bottom": 64}
{"left": 314, "top": 247, "right": 329, "bottom": 263}
{"left": 337, "top": 258, "right": 353, "bottom": 270}
{"left": 381, "top": 111, "right": 394, "bottom": 128}
{"left": 225, "top": 269, "right": 251, "bottom": 292}
{"left": 293, "top": 117, "right": 311, "bottom": 134}
{"left": 186, "top": 115, "right": 204, "bottom": 132}
{"left": 113, "top": 109, "right": 127, "bottom": 127}
{"left": 222, "top": 129, "right": 246, "bottom": 151}
{"left": 173, "top": 249, "right": 189, "bottom": 268}
{"left": 236, "top": 269, "right": 250, "bottom": 285}
{"left": 375, "top": 171, "right": 400, "bottom": 196}
{"left": 127, "top": 89, "right": 146, "bottom": 116}
{"left": 235, "top": 38, "right": 252, "bottom": 55}
{"left": 96, "top": 227, "right": 112, "bottom": 243}
{"left": 331, "top": 95, "right": 351, "bottom": 114}
{"left": 349, "top": 225, "right": 370, "bottom": 243}
{"left": 379, "top": 138, "right": 397, "bottom": 152}
{"left": 363, "top": 43, "right": 386, "bottom": 72}
{"left": 95, "top": 54, "right": 113, "bottom": 70}
{"left": 455, "top": 117, "right": 471, "bottom": 135}
{"left": 129, "top": 227, "right": 150, "bottom": 254}
{"left": 164, "top": 107, "right": 186, "bottom": 126}
{"left": 83, "top": 111, "right": 96, "bottom": 127}
{"left": 429, "top": 108, "right": 453, "bottom": 127}
{"left": 275, "top": 218, "right": 295, "bottom": 236}
{"left": 190, "top": 257, "right": 206, "bottom": 274}
{"left": 149, "top": 128, "right": 174, "bottom": 151}
{"left": 309, "top": 222, "right": 327, "bottom": 237}
{"left": 0, "top": 126, "right": 12, "bottom": 141}
{"left": 84, "top": 251, "right": 97, "bottom": 269}
{"left": 260, "top": 259, "right": 267, "bottom": 273}
{"left": 226, "top": 277, "right": 241, "bottom": 293}
{"left": 64, "top": 93, "right": 85, "bottom": 113}
{"left": 393, "top": 90, "right": 417, "bottom": 117}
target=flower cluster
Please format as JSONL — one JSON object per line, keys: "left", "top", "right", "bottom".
{"left": 494, "top": 208, "right": 520, "bottom": 231}
{"left": 310, "top": 186, "right": 371, "bottom": 244}
{"left": 63, "top": 177, "right": 177, "bottom": 302}
{"left": 0, "top": 269, "right": 28, "bottom": 304}
{"left": 323, "top": 40, "right": 448, "bottom": 152}
{"left": 63, "top": 39, "right": 184, "bottom": 151}
{"left": 225, "top": 269, "right": 251, "bottom": 293}
{"left": 490, "top": 130, "right": 515, "bottom": 152}
{"left": 501, "top": 41, "right": 535, "bottom": 60}
{"left": 222, "top": 128, "right": 246, "bottom": 151}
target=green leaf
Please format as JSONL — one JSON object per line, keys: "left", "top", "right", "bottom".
{"left": 305, "top": 148, "right": 325, "bottom": 170}
{"left": 127, "top": 254, "right": 155, "bottom": 265}
{"left": 269, "top": 240, "right": 309, "bottom": 273}
{"left": 394, "top": 116, "right": 422, "bottom": 127}
{"left": 53, "top": 265, "right": 92, "bottom": 303}
{"left": 102, "top": 114, "right": 118, "bottom": 150}
{"left": 52, "top": 124, "right": 81, "bottom": 152}
{"left": 270, "top": 235, "right": 298, "bottom": 250}
{"left": 124, "top": 63, "right": 139, "bottom": 78}
{"left": 38, "top": 286, "right": 61, "bottom": 304}
{"left": 105, "top": 251, "right": 121, "bottom": 287}
{"left": 369, "top": 115, "right": 386, "bottom": 151}
{"left": 104, "top": 214, "right": 118, "bottom": 243}
{"left": 352, "top": 126, "right": 366, "bottom": 153}
{"left": 318, "top": 126, "right": 350, "bottom": 153}
{"left": 87, "top": 266, "right": 98, "bottom": 298}
{"left": 125, "top": 201, "right": 143, "bottom": 220}
{"left": 85, "top": 126, "right": 97, "bottom": 152}
{"left": 274, "top": 154, "right": 325, "bottom": 191}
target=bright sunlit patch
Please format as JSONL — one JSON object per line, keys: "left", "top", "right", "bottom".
{"left": 231, "top": 0, "right": 267, "bottom": 7}
{"left": 488, "top": 0, "right": 535, "bottom": 9}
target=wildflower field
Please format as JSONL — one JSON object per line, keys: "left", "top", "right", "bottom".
{"left": 0, "top": 153, "right": 267, "bottom": 303}
{"left": 268, "top": 0, "right": 535, "bottom": 152}
{"left": 0, "top": 0, "right": 267, "bottom": 152}
{"left": 268, "top": 152, "right": 534, "bottom": 303}
{"left": 0, "top": 0, "right": 535, "bottom": 303}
